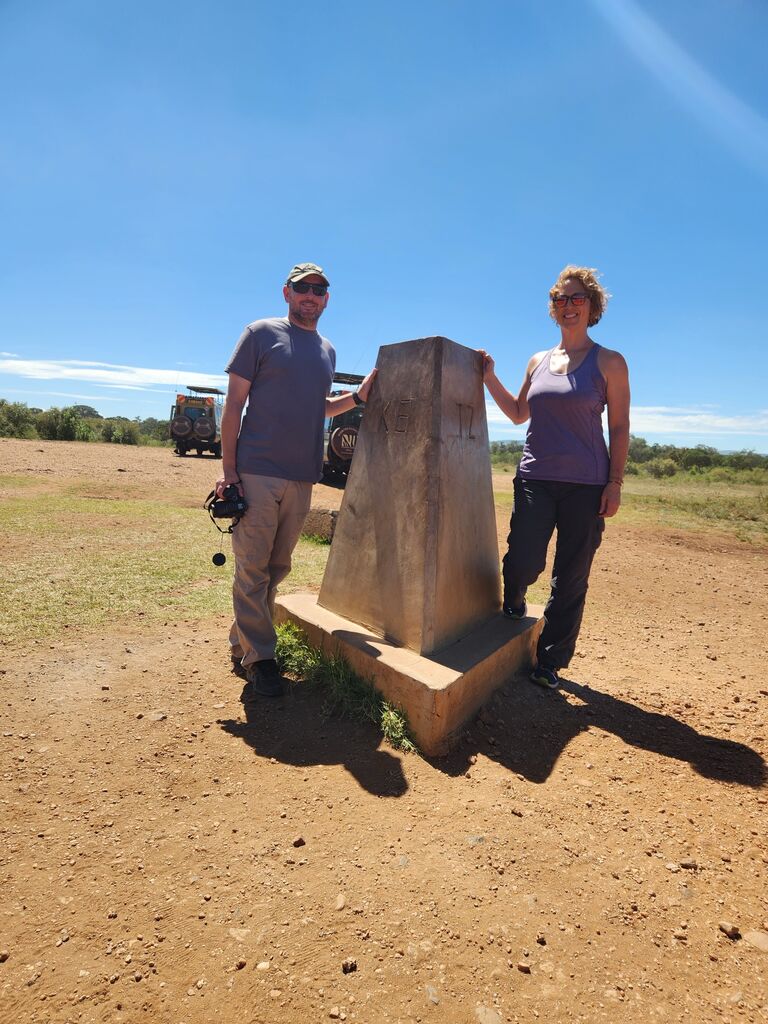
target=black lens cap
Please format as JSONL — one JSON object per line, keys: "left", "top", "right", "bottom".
{"left": 212, "top": 552, "right": 227, "bottom": 566}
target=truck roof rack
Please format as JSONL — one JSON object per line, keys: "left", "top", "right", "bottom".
{"left": 332, "top": 372, "right": 365, "bottom": 385}
{"left": 187, "top": 386, "right": 226, "bottom": 395}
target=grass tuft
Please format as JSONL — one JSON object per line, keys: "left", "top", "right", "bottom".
{"left": 300, "top": 532, "right": 332, "bottom": 546}
{"left": 275, "top": 622, "right": 418, "bottom": 754}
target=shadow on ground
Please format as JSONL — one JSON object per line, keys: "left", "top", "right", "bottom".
{"left": 438, "top": 674, "right": 767, "bottom": 788}
{"left": 218, "top": 680, "right": 408, "bottom": 798}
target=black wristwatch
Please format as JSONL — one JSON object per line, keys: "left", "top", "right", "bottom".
{"left": 352, "top": 391, "right": 365, "bottom": 406}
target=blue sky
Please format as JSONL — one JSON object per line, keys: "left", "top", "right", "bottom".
{"left": 2, "top": 0, "right": 767, "bottom": 451}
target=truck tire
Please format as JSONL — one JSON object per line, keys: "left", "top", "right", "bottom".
{"left": 171, "top": 414, "right": 193, "bottom": 439}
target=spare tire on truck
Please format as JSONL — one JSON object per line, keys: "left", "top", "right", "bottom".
{"left": 168, "top": 386, "right": 224, "bottom": 457}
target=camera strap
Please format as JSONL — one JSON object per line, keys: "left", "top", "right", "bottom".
{"left": 203, "top": 490, "right": 244, "bottom": 535}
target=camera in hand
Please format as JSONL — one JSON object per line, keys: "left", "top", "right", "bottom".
{"left": 210, "top": 484, "right": 248, "bottom": 519}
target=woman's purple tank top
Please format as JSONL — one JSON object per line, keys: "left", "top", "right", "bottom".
{"left": 517, "top": 343, "right": 609, "bottom": 485}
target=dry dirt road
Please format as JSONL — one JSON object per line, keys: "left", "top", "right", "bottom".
{"left": 1, "top": 441, "right": 767, "bottom": 1024}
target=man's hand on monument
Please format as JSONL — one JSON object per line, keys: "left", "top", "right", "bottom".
{"left": 215, "top": 471, "right": 244, "bottom": 499}
{"left": 477, "top": 349, "right": 495, "bottom": 380}
{"left": 358, "top": 367, "right": 378, "bottom": 402}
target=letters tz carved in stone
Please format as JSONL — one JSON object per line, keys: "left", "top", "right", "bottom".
{"left": 456, "top": 403, "right": 476, "bottom": 440}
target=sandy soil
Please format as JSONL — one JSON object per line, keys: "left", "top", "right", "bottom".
{"left": 1, "top": 440, "right": 767, "bottom": 1023}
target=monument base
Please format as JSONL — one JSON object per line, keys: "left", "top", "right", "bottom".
{"left": 274, "top": 593, "right": 544, "bottom": 757}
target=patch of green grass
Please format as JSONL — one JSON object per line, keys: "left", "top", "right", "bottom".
{"left": 275, "top": 622, "right": 418, "bottom": 754}
{"left": 300, "top": 532, "right": 332, "bottom": 546}
{"left": 621, "top": 479, "right": 768, "bottom": 541}
{"left": 494, "top": 477, "right": 768, "bottom": 544}
{"left": 1, "top": 494, "right": 329, "bottom": 645}
{"left": 0, "top": 474, "right": 40, "bottom": 491}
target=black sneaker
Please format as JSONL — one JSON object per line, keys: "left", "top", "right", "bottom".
{"left": 529, "top": 664, "right": 559, "bottom": 690}
{"left": 503, "top": 600, "right": 527, "bottom": 619}
{"left": 231, "top": 654, "right": 247, "bottom": 680}
{"left": 246, "top": 658, "right": 284, "bottom": 698}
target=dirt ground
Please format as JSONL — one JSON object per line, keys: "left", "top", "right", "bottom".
{"left": 1, "top": 441, "right": 767, "bottom": 1024}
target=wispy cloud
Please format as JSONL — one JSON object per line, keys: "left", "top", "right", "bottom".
{"left": 630, "top": 406, "right": 768, "bottom": 437}
{"left": 0, "top": 351, "right": 19, "bottom": 358}
{"left": 486, "top": 399, "right": 768, "bottom": 439}
{"left": 2, "top": 388, "right": 127, "bottom": 404}
{"left": 0, "top": 357, "right": 227, "bottom": 391}
{"left": 588, "top": 0, "right": 768, "bottom": 177}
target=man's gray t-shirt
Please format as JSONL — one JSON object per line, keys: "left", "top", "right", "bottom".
{"left": 226, "top": 317, "right": 336, "bottom": 482}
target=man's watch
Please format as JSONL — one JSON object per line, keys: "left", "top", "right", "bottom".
{"left": 352, "top": 391, "right": 365, "bottom": 406}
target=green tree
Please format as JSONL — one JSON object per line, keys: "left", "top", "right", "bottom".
{"left": 36, "top": 407, "right": 64, "bottom": 440}
{"left": 0, "top": 400, "right": 39, "bottom": 438}
{"left": 67, "top": 404, "right": 102, "bottom": 419}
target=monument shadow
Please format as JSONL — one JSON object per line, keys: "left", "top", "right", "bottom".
{"left": 438, "top": 672, "right": 767, "bottom": 788}
{"left": 218, "top": 681, "right": 409, "bottom": 798}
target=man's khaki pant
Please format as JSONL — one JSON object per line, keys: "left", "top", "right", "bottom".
{"left": 229, "top": 473, "right": 312, "bottom": 666}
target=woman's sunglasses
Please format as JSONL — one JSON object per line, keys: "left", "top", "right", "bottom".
{"left": 553, "top": 293, "right": 588, "bottom": 309}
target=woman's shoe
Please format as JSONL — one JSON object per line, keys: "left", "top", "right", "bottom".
{"left": 530, "top": 664, "right": 559, "bottom": 689}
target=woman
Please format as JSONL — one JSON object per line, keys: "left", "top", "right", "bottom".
{"left": 480, "top": 265, "right": 630, "bottom": 689}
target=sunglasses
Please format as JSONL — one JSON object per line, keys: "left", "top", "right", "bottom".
{"left": 553, "top": 292, "right": 589, "bottom": 309}
{"left": 291, "top": 282, "right": 328, "bottom": 296}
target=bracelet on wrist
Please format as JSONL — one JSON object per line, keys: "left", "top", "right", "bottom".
{"left": 352, "top": 391, "right": 365, "bottom": 407}
{"left": 608, "top": 478, "right": 623, "bottom": 486}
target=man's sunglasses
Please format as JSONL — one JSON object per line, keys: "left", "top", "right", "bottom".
{"left": 553, "top": 293, "right": 589, "bottom": 309}
{"left": 291, "top": 282, "right": 328, "bottom": 296}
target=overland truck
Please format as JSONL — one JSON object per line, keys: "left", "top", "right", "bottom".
{"left": 169, "top": 386, "right": 224, "bottom": 457}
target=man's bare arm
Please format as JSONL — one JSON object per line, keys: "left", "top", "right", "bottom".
{"left": 215, "top": 372, "right": 251, "bottom": 497}
{"left": 325, "top": 367, "right": 377, "bottom": 417}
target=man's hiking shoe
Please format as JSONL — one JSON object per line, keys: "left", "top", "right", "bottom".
{"left": 231, "top": 655, "right": 247, "bottom": 680}
{"left": 530, "top": 664, "right": 559, "bottom": 690}
{"left": 246, "top": 658, "right": 284, "bottom": 698}
{"left": 503, "top": 601, "right": 527, "bottom": 620}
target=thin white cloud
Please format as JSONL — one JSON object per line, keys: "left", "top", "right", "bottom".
{"left": 486, "top": 398, "right": 768, "bottom": 439}
{"left": 0, "top": 357, "right": 227, "bottom": 390}
{"left": 630, "top": 406, "right": 768, "bottom": 437}
{"left": 2, "top": 388, "right": 125, "bottom": 403}
{"left": 589, "top": 0, "right": 768, "bottom": 177}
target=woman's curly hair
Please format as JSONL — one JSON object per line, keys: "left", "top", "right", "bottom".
{"left": 549, "top": 265, "right": 610, "bottom": 328}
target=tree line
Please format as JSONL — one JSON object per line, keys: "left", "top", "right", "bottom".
{"left": 490, "top": 437, "right": 768, "bottom": 477}
{"left": 0, "top": 401, "right": 170, "bottom": 446}
{"left": 2, "top": 399, "right": 767, "bottom": 475}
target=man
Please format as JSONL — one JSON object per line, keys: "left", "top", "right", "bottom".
{"left": 216, "top": 262, "right": 376, "bottom": 698}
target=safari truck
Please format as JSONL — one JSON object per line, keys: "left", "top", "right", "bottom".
{"left": 323, "top": 372, "right": 365, "bottom": 482}
{"left": 169, "top": 386, "right": 224, "bottom": 457}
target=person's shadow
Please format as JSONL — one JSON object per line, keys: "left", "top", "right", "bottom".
{"left": 438, "top": 672, "right": 767, "bottom": 788}
{"left": 218, "top": 680, "right": 408, "bottom": 798}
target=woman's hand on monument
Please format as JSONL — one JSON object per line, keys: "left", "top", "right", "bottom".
{"left": 477, "top": 349, "right": 495, "bottom": 381}
{"left": 358, "top": 367, "right": 378, "bottom": 402}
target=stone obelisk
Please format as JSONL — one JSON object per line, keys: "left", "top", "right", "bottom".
{"left": 318, "top": 336, "right": 500, "bottom": 653}
{"left": 275, "top": 336, "right": 542, "bottom": 755}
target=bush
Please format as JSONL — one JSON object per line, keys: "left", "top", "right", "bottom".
{"left": 109, "top": 422, "right": 140, "bottom": 445}
{"left": 36, "top": 407, "right": 65, "bottom": 440}
{"left": 0, "top": 400, "right": 39, "bottom": 439}
{"left": 75, "top": 419, "right": 96, "bottom": 442}
{"left": 644, "top": 457, "right": 678, "bottom": 478}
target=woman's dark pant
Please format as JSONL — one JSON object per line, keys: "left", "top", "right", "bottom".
{"left": 503, "top": 477, "right": 605, "bottom": 671}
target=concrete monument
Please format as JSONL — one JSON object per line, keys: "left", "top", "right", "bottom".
{"left": 276, "top": 337, "right": 542, "bottom": 754}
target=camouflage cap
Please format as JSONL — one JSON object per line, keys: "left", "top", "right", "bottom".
{"left": 285, "top": 262, "right": 329, "bottom": 286}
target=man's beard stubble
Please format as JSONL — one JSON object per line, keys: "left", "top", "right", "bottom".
{"left": 289, "top": 302, "right": 323, "bottom": 329}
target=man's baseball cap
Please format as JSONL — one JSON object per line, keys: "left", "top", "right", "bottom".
{"left": 286, "top": 262, "right": 329, "bottom": 286}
